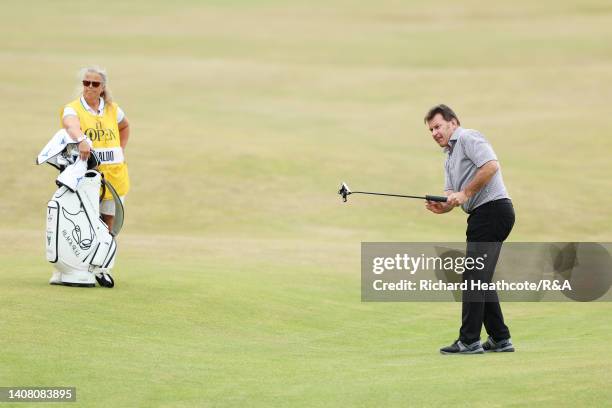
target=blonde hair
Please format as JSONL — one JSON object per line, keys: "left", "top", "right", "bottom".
{"left": 77, "top": 66, "right": 113, "bottom": 104}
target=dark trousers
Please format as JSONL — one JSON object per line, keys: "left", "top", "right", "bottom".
{"left": 460, "top": 199, "right": 515, "bottom": 344}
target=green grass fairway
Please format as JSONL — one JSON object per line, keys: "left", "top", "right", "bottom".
{"left": 1, "top": 0, "right": 612, "bottom": 406}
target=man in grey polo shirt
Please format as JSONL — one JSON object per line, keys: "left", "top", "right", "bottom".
{"left": 424, "top": 104, "right": 516, "bottom": 355}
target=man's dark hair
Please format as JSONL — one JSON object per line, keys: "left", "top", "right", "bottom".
{"left": 424, "top": 104, "right": 461, "bottom": 126}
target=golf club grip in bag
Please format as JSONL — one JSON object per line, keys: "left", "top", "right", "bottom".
{"left": 425, "top": 195, "right": 448, "bottom": 202}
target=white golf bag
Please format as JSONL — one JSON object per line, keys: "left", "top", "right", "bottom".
{"left": 37, "top": 130, "right": 124, "bottom": 287}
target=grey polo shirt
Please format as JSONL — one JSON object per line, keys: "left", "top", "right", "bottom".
{"left": 444, "top": 127, "right": 509, "bottom": 213}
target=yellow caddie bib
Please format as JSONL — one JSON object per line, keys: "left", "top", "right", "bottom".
{"left": 60, "top": 99, "right": 130, "bottom": 199}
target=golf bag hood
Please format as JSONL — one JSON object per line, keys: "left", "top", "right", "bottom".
{"left": 37, "top": 129, "right": 99, "bottom": 172}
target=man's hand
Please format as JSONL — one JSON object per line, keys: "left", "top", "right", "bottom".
{"left": 425, "top": 200, "right": 454, "bottom": 214}
{"left": 78, "top": 139, "right": 92, "bottom": 161}
{"left": 447, "top": 191, "right": 469, "bottom": 207}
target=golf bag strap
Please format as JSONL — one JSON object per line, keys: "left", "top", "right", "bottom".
{"left": 101, "top": 178, "right": 124, "bottom": 237}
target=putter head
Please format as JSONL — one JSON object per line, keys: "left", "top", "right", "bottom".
{"left": 338, "top": 182, "right": 352, "bottom": 202}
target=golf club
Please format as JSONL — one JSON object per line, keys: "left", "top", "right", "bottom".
{"left": 338, "top": 182, "right": 447, "bottom": 203}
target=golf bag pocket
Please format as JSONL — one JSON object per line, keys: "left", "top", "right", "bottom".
{"left": 46, "top": 201, "right": 59, "bottom": 263}
{"left": 90, "top": 237, "right": 117, "bottom": 268}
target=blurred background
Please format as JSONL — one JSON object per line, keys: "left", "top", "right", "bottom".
{"left": 2, "top": 0, "right": 611, "bottom": 242}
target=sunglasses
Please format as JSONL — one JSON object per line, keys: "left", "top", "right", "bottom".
{"left": 82, "top": 80, "right": 102, "bottom": 88}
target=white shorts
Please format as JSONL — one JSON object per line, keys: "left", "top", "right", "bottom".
{"left": 100, "top": 196, "right": 125, "bottom": 216}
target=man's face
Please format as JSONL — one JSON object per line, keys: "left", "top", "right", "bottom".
{"left": 427, "top": 113, "right": 458, "bottom": 148}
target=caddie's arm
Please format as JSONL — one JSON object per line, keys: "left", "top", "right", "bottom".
{"left": 425, "top": 190, "right": 455, "bottom": 214}
{"left": 447, "top": 161, "right": 499, "bottom": 206}
{"left": 63, "top": 115, "right": 91, "bottom": 161}
{"left": 119, "top": 116, "right": 130, "bottom": 151}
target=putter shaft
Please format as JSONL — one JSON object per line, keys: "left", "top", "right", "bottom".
{"left": 350, "top": 191, "right": 428, "bottom": 200}
{"left": 338, "top": 182, "right": 447, "bottom": 203}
